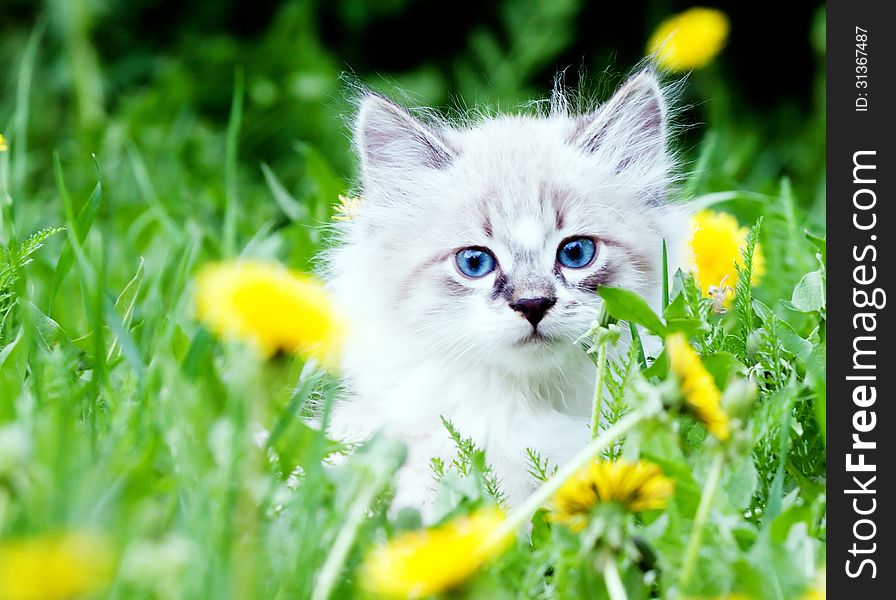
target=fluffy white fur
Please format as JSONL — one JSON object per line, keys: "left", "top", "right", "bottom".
{"left": 324, "top": 69, "right": 685, "bottom": 518}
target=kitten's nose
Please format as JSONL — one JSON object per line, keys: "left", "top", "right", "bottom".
{"left": 510, "top": 297, "right": 556, "bottom": 327}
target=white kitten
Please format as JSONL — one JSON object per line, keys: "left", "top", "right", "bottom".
{"left": 324, "top": 69, "right": 685, "bottom": 518}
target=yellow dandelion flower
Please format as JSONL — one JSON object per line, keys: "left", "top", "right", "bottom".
{"left": 333, "top": 194, "right": 363, "bottom": 222}
{"left": 360, "top": 507, "right": 509, "bottom": 599}
{"left": 666, "top": 333, "right": 730, "bottom": 441}
{"left": 195, "top": 260, "right": 344, "bottom": 365}
{"left": 550, "top": 459, "right": 674, "bottom": 532}
{"left": 0, "top": 531, "right": 115, "bottom": 600}
{"left": 0, "top": 133, "right": 8, "bottom": 152}
{"left": 689, "top": 210, "right": 765, "bottom": 308}
{"left": 648, "top": 7, "right": 730, "bottom": 71}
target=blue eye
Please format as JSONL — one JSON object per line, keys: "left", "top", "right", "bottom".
{"left": 557, "top": 237, "right": 596, "bottom": 269}
{"left": 455, "top": 247, "right": 497, "bottom": 278}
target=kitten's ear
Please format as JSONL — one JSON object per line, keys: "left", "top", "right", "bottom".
{"left": 355, "top": 94, "right": 456, "bottom": 177}
{"left": 573, "top": 69, "right": 666, "bottom": 173}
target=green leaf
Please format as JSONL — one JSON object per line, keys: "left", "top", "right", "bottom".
{"left": 789, "top": 269, "right": 825, "bottom": 313}
{"left": 670, "top": 268, "right": 692, "bottom": 301}
{"left": 597, "top": 287, "right": 666, "bottom": 336}
{"left": 665, "top": 318, "right": 709, "bottom": 338}
{"left": 529, "top": 508, "right": 552, "bottom": 548}
{"left": 805, "top": 230, "right": 826, "bottom": 264}
{"left": 181, "top": 328, "right": 214, "bottom": 378}
{"left": 663, "top": 292, "right": 690, "bottom": 320}
{"left": 273, "top": 419, "right": 344, "bottom": 477}
{"left": 21, "top": 299, "right": 73, "bottom": 351}
{"left": 769, "top": 504, "right": 814, "bottom": 548}
{"left": 48, "top": 158, "right": 103, "bottom": 314}
{"left": 1, "top": 226, "right": 64, "bottom": 333}
{"left": 107, "top": 258, "right": 145, "bottom": 363}
{"left": 643, "top": 348, "right": 669, "bottom": 380}
{"left": 104, "top": 296, "right": 145, "bottom": 381}
{"left": 741, "top": 529, "right": 813, "bottom": 599}
{"left": 723, "top": 454, "right": 759, "bottom": 511}
{"left": 702, "top": 352, "right": 744, "bottom": 390}
{"left": 671, "top": 268, "right": 704, "bottom": 318}
{"left": 0, "top": 327, "right": 24, "bottom": 372}
{"left": 261, "top": 162, "right": 307, "bottom": 222}
{"left": 806, "top": 344, "right": 826, "bottom": 443}
{"left": 751, "top": 298, "right": 774, "bottom": 322}
{"left": 776, "top": 320, "right": 814, "bottom": 362}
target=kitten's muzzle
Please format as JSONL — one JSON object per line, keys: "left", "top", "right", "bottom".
{"left": 510, "top": 297, "right": 556, "bottom": 327}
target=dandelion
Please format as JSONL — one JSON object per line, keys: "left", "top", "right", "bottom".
{"left": 195, "top": 260, "right": 344, "bottom": 365}
{"left": 360, "top": 507, "right": 509, "bottom": 599}
{"left": 551, "top": 459, "right": 674, "bottom": 532}
{"left": 647, "top": 7, "right": 730, "bottom": 71}
{"left": 333, "top": 194, "right": 363, "bottom": 221}
{"left": 666, "top": 333, "right": 730, "bottom": 441}
{"left": 0, "top": 133, "right": 8, "bottom": 152}
{"left": 0, "top": 531, "right": 115, "bottom": 600}
{"left": 689, "top": 210, "right": 765, "bottom": 309}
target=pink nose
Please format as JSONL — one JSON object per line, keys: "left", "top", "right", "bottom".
{"left": 510, "top": 297, "right": 556, "bottom": 327}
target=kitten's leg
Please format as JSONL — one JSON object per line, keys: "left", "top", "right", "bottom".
{"left": 387, "top": 429, "right": 458, "bottom": 522}
{"left": 390, "top": 458, "right": 438, "bottom": 521}
{"left": 489, "top": 409, "right": 592, "bottom": 507}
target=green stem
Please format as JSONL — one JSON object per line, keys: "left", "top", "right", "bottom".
{"left": 492, "top": 410, "right": 645, "bottom": 540}
{"left": 680, "top": 451, "right": 724, "bottom": 588}
{"left": 223, "top": 68, "right": 244, "bottom": 257}
{"left": 0, "top": 489, "right": 9, "bottom": 531}
{"left": 590, "top": 343, "right": 608, "bottom": 439}
{"left": 628, "top": 322, "right": 648, "bottom": 371}
{"left": 603, "top": 557, "right": 629, "bottom": 600}
{"left": 312, "top": 475, "right": 385, "bottom": 600}
{"left": 0, "top": 151, "right": 9, "bottom": 244}
{"left": 661, "top": 239, "right": 669, "bottom": 310}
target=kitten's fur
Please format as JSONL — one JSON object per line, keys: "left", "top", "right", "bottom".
{"left": 325, "top": 69, "right": 684, "bottom": 517}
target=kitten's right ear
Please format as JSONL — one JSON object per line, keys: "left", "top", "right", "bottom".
{"left": 355, "top": 95, "right": 456, "bottom": 177}
{"left": 572, "top": 69, "right": 667, "bottom": 174}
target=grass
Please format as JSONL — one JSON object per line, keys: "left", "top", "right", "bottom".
{"left": 0, "top": 5, "right": 825, "bottom": 600}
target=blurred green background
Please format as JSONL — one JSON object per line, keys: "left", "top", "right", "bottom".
{"left": 1, "top": 0, "right": 825, "bottom": 198}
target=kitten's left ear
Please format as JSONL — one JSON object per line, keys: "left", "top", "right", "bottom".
{"left": 572, "top": 69, "right": 667, "bottom": 173}
{"left": 355, "top": 94, "right": 456, "bottom": 178}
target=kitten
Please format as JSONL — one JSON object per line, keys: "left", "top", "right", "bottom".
{"left": 325, "top": 68, "right": 684, "bottom": 517}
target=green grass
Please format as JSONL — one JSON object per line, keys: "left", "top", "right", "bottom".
{"left": 0, "top": 5, "right": 825, "bottom": 599}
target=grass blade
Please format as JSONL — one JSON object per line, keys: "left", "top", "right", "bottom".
{"left": 661, "top": 238, "right": 669, "bottom": 311}
{"left": 48, "top": 155, "right": 103, "bottom": 314}
{"left": 223, "top": 68, "right": 245, "bottom": 256}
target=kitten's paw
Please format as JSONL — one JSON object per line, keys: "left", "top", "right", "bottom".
{"left": 390, "top": 467, "right": 438, "bottom": 523}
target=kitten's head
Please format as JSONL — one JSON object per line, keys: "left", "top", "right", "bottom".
{"left": 330, "top": 70, "right": 681, "bottom": 376}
